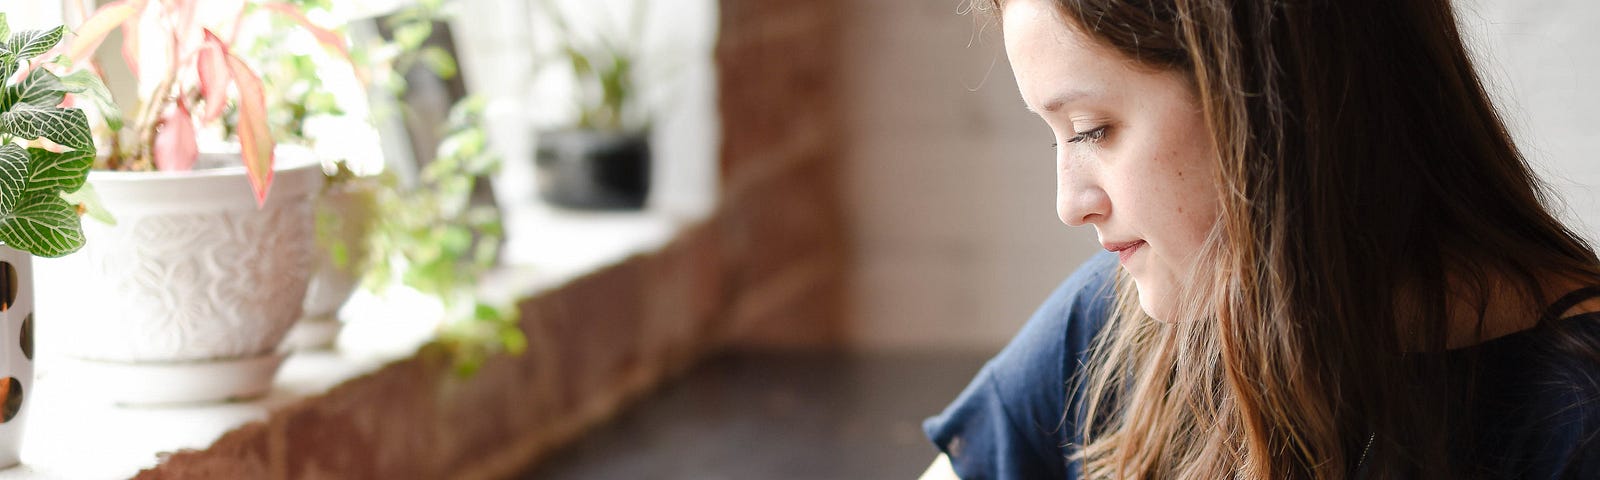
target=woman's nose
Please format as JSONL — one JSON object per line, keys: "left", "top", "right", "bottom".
{"left": 1056, "top": 159, "right": 1110, "bottom": 227}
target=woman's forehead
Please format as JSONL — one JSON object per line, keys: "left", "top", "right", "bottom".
{"left": 1003, "top": 0, "right": 1128, "bottom": 109}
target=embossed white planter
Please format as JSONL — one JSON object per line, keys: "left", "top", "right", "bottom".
{"left": 36, "top": 148, "right": 321, "bottom": 404}
{"left": 0, "top": 247, "right": 34, "bottom": 467}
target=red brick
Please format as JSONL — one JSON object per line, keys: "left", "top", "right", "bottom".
{"left": 640, "top": 222, "right": 727, "bottom": 374}
{"left": 278, "top": 356, "right": 443, "bottom": 479}
{"left": 133, "top": 422, "right": 271, "bottom": 480}
{"left": 716, "top": 0, "right": 844, "bottom": 185}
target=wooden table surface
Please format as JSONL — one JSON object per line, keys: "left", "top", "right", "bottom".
{"left": 521, "top": 351, "right": 990, "bottom": 480}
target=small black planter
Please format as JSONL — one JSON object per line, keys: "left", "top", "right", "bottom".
{"left": 535, "top": 129, "right": 650, "bottom": 210}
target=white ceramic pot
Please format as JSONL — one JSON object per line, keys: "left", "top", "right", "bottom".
{"left": 36, "top": 148, "right": 321, "bottom": 404}
{"left": 284, "top": 176, "right": 379, "bottom": 350}
{"left": 0, "top": 247, "right": 33, "bottom": 467}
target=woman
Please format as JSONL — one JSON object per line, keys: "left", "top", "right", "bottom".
{"left": 922, "top": 0, "right": 1600, "bottom": 478}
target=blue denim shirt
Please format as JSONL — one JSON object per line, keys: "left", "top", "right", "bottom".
{"left": 923, "top": 252, "right": 1117, "bottom": 480}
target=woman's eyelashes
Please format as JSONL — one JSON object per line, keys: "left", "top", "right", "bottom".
{"left": 1052, "top": 126, "right": 1110, "bottom": 149}
{"left": 1066, "top": 126, "right": 1109, "bottom": 144}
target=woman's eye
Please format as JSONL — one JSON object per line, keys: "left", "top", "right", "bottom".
{"left": 1065, "top": 126, "right": 1108, "bottom": 144}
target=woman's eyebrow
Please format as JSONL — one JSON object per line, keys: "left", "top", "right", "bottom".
{"left": 1024, "top": 90, "right": 1095, "bottom": 114}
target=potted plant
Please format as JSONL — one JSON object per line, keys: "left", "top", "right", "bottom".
{"left": 531, "top": 0, "right": 652, "bottom": 210}
{"left": 288, "top": 163, "right": 381, "bottom": 350}
{"left": 0, "top": 14, "right": 102, "bottom": 466}
{"left": 30, "top": 0, "right": 353, "bottom": 404}
{"left": 235, "top": 0, "right": 383, "bottom": 350}
{"left": 236, "top": 0, "right": 516, "bottom": 358}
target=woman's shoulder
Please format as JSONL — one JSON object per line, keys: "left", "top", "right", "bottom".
{"left": 954, "top": 250, "right": 1120, "bottom": 430}
{"left": 987, "top": 251, "right": 1120, "bottom": 396}
{"left": 922, "top": 252, "right": 1120, "bottom": 479}
{"left": 1478, "top": 311, "right": 1600, "bottom": 388}
{"left": 1017, "top": 251, "right": 1119, "bottom": 353}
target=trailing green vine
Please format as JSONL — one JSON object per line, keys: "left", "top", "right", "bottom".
{"left": 363, "top": 96, "right": 522, "bottom": 376}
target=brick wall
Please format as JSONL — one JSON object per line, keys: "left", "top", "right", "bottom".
{"left": 133, "top": 0, "right": 848, "bottom": 477}
{"left": 714, "top": 0, "right": 848, "bottom": 348}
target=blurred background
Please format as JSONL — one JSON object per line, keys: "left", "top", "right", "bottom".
{"left": 7, "top": 0, "right": 1599, "bottom": 478}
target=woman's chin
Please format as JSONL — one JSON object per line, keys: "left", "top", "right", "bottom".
{"left": 1133, "top": 279, "right": 1174, "bottom": 321}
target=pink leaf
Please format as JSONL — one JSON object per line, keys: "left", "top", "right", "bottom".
{"left": 223, "top": 53, "right": 274, "bottom": 206}
{"left": 197, "top": 30, "right": 231, "bottom": 122}
{"left": 226, "top": 0, "right": 250, "bottom": 46}
{"left": 153, "top": 102, "right": 198, "bottom": 171}
{"left": 68, "top": 1, "right": 142, "bottom": 66}
{"left": 120, "top": 3, "right": 143, "bottom": 78}
{"left": 166, "top": 0, "right": 198, "bottom": 40}
{"left": 261, "top": 2, "right": 353, "bottom": 63}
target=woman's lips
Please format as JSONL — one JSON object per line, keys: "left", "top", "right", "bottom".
{"left": 1104, "top": 240, "right": 1146, "bottom": 263}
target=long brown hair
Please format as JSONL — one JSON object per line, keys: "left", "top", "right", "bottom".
{"left": 981, "top": 0, "right": 1600, "bottom": 478}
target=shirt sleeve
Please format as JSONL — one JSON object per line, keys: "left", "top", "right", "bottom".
{"left": 923, "top": 252, "right": 1118, "bottom": 480}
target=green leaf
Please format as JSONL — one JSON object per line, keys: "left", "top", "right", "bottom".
{"left": 26, "top": 148, "right": 91, "bottom": 194}
{"left": 56, "top": 69, "right": 122, "bottom": 131}
{"left": 394, "top": 22, "right": 431, "bottom": 51}
{"left": 562, "top": 45, "right": 592, "bottom": 79}
{"left": 452, "top": 354, "right": 483, "bottom": 377}
{"left": 0, "top": 53, "right": 17, "bottom": 90}
{"left": 499, "top": 325, "right": 527, "bottom": 355}
{"left": 418, "top": 45, "right": 457, "bottom": 79}
{"left": 0, "top": 144, "right": 27, "bottom": 213}
{"left": 5, "top": 27, "right": 65, "bottom": 61}
{"left": 0, "top": 104, "right": 93, "bottom": 150}
{"left": 2, "top": 67, "right": 65, "bottom": 111}
{"left": 0, "top": 192, "right": 84, "bottom": 258}
{"left": 0, "top": 14, "right": 9, "bottom": 49}
{"left": 61, "top": 182, "right": 114, "bottom": 226}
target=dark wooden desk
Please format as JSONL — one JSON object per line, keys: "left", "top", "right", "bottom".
{"left": 522, "top": 351, "right": 989, "bottom": 479}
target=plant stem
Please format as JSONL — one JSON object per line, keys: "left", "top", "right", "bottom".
{"left": 131, "top": 60, "right": 181, "bottom": 171}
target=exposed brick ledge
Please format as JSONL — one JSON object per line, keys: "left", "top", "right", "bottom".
{"left": 112, "top": 216, "right": 707, "bottom": 479}
{"left": 124, "top": 198, "right": 841, "bottom": 479}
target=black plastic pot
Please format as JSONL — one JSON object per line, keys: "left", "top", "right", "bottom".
{"left": 534, "top": 129, "right": 651, "bottom": 210}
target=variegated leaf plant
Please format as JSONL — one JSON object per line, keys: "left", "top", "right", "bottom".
{"left": 68, "top": 0, "right": 351, "bottom": 207}
{"left": 0, "top": 15, "right": 95, "bottom": 258}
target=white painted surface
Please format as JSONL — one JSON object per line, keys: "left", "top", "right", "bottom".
{"left": 1457, "top": 0, "right": 1600, "bottom": 244}
{"left": 843, "top": 1, "right": 1600, "bottom": 351}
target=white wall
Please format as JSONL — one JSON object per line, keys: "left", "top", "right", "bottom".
{"left": 452, "top": 0, "right": 720, "bottom": 221}
{"left": 3, "top": 2, "right": 63, "bottom": 30}
{"left": 842, "top": 0, "right": 1600, "bottom": 351}
{"left": 1458, "top": 0, "right": 1600, "bottom": 245}
{"left": 841, "top": 0, "right": 1101, "bottom": 351}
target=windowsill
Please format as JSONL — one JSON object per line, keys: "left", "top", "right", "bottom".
{"left": 7, "top": 350, "right": 392, "bottom": 480}
{"left": 7, "top": 203, "right": 697, "bottom": 479}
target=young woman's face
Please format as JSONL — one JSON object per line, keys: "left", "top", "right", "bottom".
{"left": 1003, "top": 0, "right": 1221, "bottom": 321}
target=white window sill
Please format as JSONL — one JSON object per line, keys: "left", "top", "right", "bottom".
{"left": 5, "top": 203, "right": 696, "bottom": 479}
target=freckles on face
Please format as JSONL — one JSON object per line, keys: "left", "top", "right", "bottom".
{"left": 1002, "top": 0, "right": 1222, "bottom": 321}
